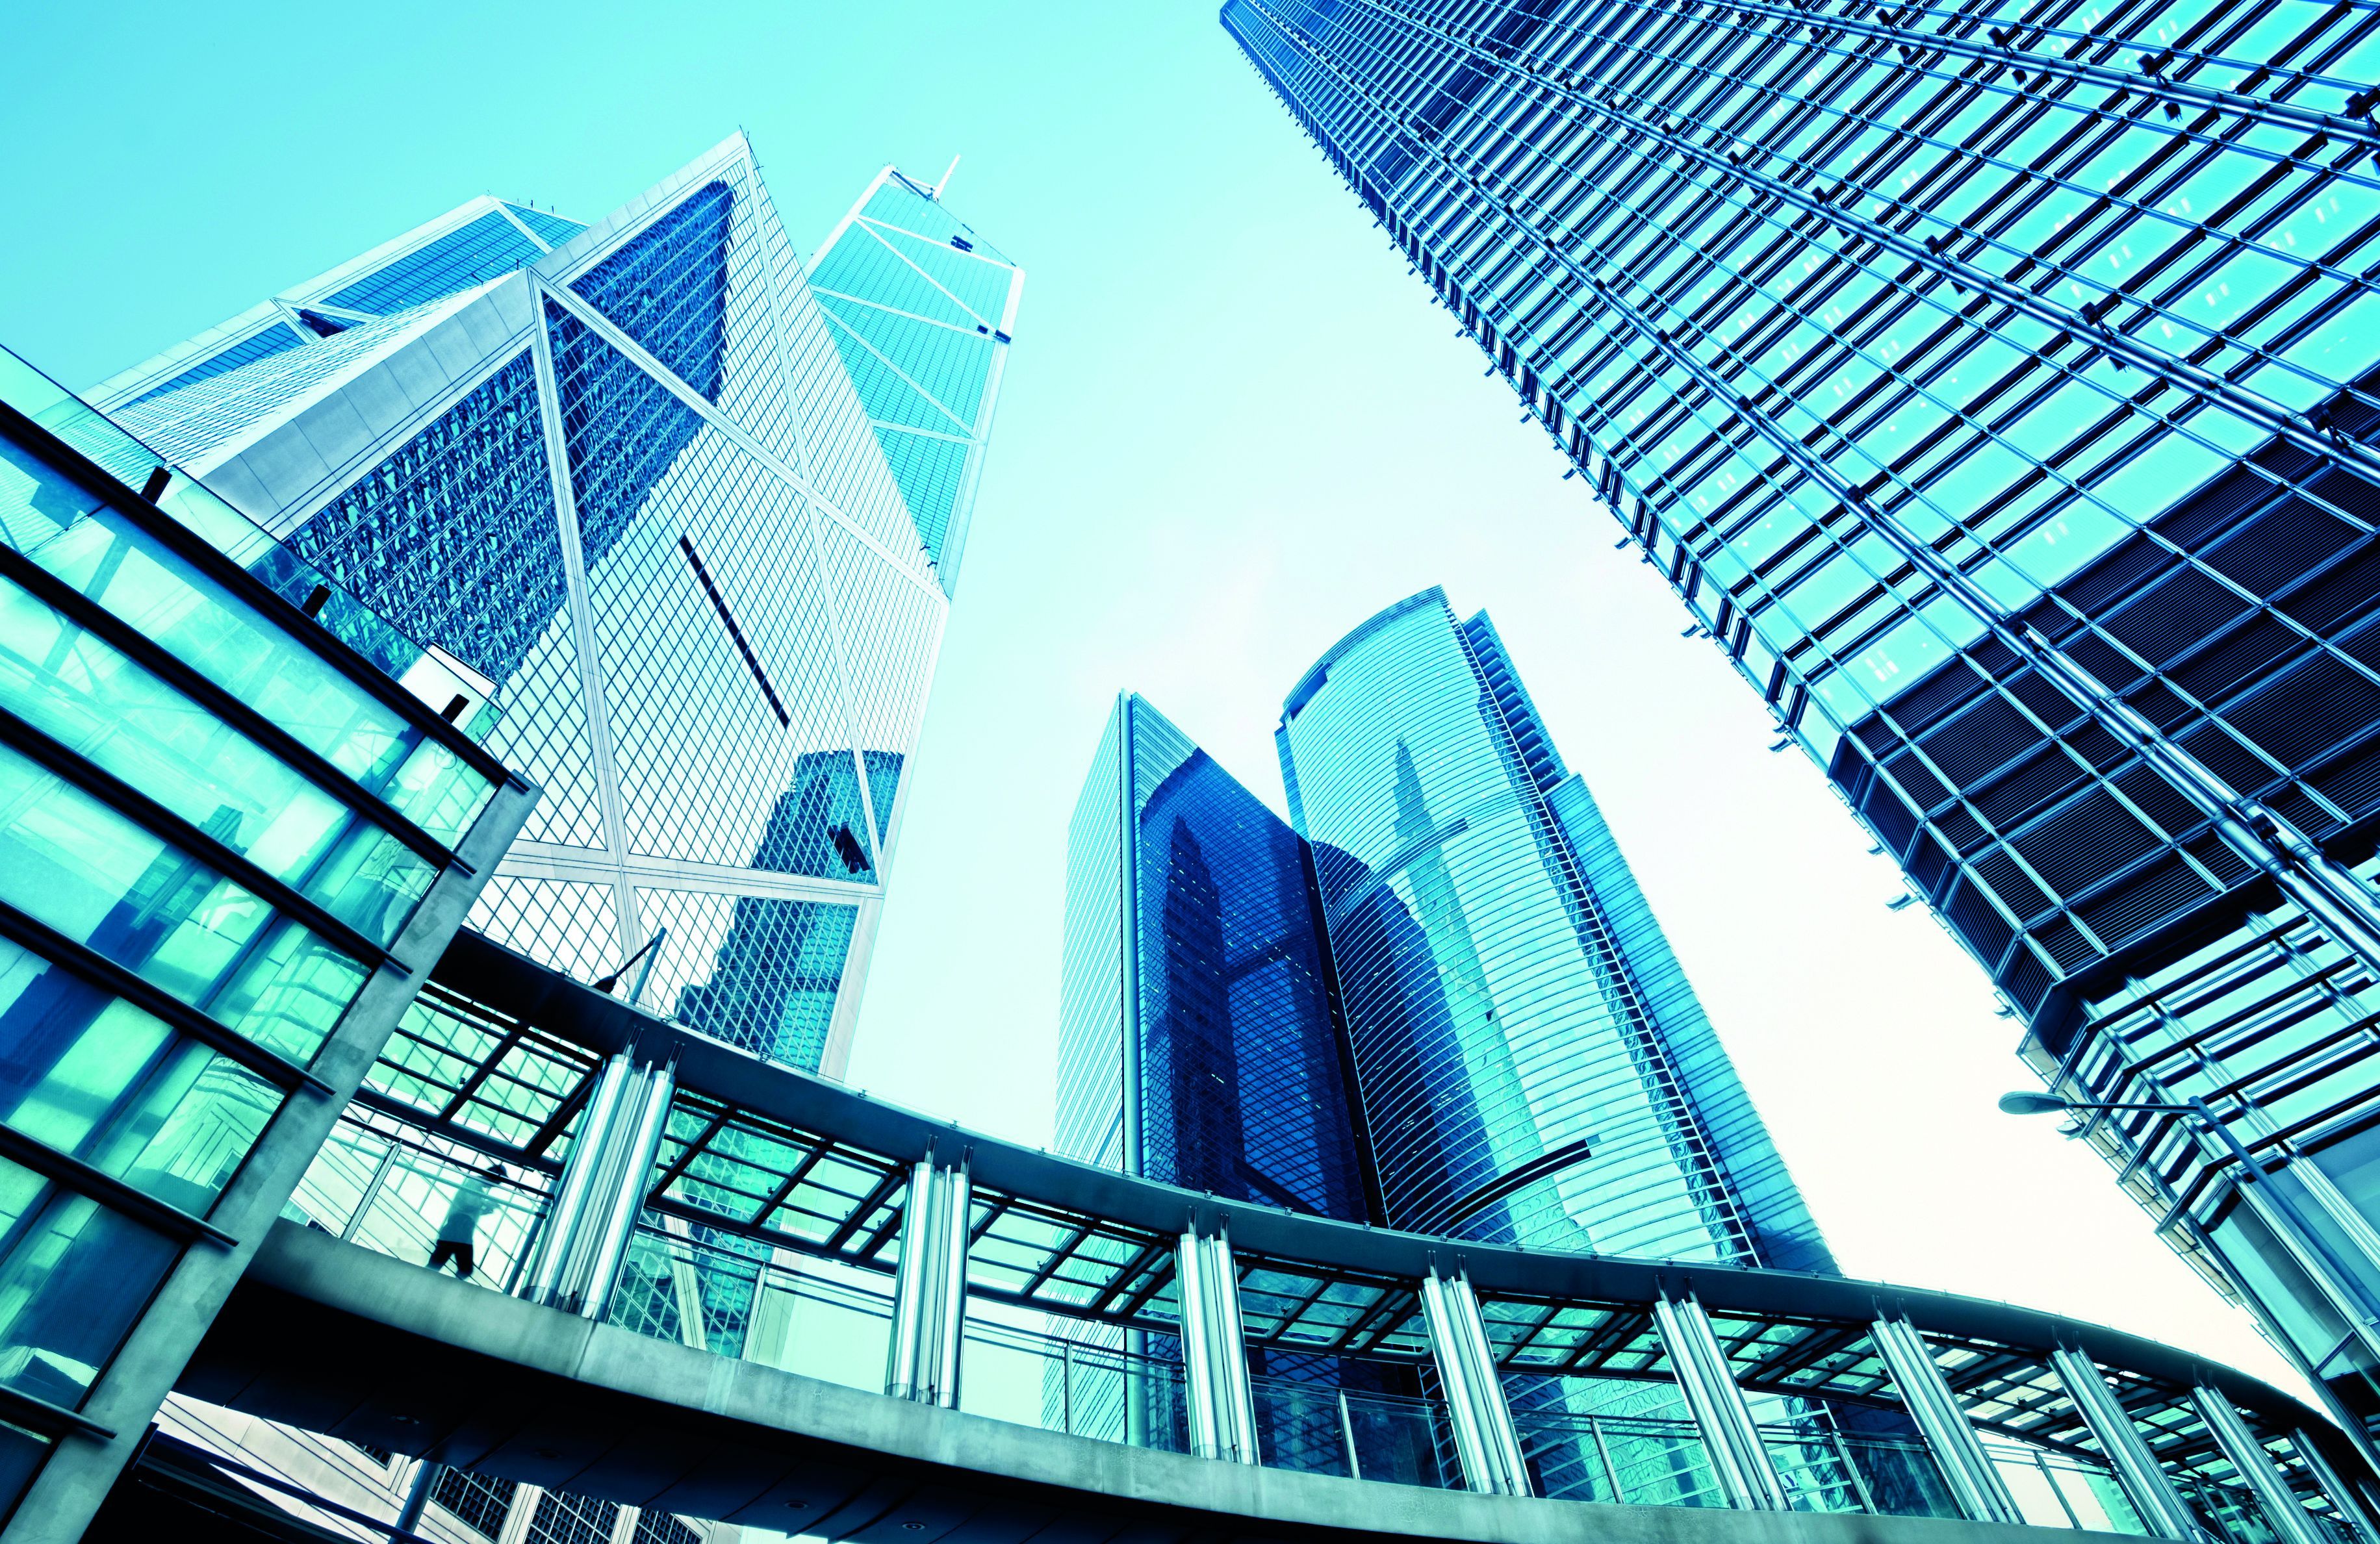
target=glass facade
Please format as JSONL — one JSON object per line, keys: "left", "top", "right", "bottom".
{"left": 809, "top": 168, "right": 1024, "bottom": 594}
{"left": 86, "top": 136, "right": 1021, "bottom": 1078}
{"left": 1058, "top": 693, "right": 1371, "bottom": 1221}
{"left": 1278, "top": 590, "right": 1830, "bottom": 1268}
{"left": 0, "top": 346, "right": 517, "bottom": 1532}
{"left": 1221, "top": 0, "right": 2380, "bottom": 1444}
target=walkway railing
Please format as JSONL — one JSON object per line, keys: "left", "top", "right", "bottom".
{"left": 268, "top": 931, "right": 2380, "bottom": 1544}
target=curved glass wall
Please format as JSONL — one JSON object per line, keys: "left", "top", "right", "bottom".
{"left": 1277, "top": 589, "right": 1827, "bottom": 1270}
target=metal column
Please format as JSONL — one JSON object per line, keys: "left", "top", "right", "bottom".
{"left": 1654, "top": 1292, "right": 1789, "bottom": 1510}
{"left": 1418, "top": 1265, "right": 1529, "bottom": 1496}
{"left": 2051, "top": 1346, "right": 2204, "bottom": 1541}
{"left": 2293, "top": 1430, "right": 2380, "bottom": 1544}
{"left": 884, "top": 1151, "right": 971, "bottom": 1406}
{"left": 520, "top": 1050, "right": 675, "bottom": 1319}
{"left": 1176, "top": 1226, "right": 1260, "bottom": 1463}
{"left": 2193, "top": 1389, "right": 2328, "bottom": 1544}
{"left": 1872, "top": 1314, "right": 2020, "bottom": 1523}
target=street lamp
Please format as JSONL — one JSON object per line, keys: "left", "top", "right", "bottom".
{"left": 1998, "top": 1089, "right": 2357, "bottom": 1304}
{"left": 1997, "top": 1089, "right": 2284, "bottom": 1193}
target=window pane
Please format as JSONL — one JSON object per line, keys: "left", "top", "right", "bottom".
{"left": 0, "top": 1160, "right": 177, "bottom": 1409}
{"left": 0, "top": 744, "right": 364, "bottom": 1050}
{"left": 23, "top": 505, "right": 413, "bottom": 788}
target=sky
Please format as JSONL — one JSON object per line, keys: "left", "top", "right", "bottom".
{"left": 0, "top": 2, "right": 2307, "bottom": 1393}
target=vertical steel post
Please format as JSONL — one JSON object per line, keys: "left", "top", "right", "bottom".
{"left": 1338, "top": 1390, "right": 1363, "bottom": 1481}
{"left": 520, "top": 1053, "right": 630, "bottom": 1304}
{"left": 1177, "top": 1227, "right": 1260, "bottom": 1463}
{"left": 1653, "top": 1292, "right": 1789, "bottom": 1510}
{"left": 520, "top": 1053, "right": 674, "bottom": 1319}
{"left": 1418, "top": 1265, "right": 1530, "bottom": 1495}
{"left": 884, "top": 1152, "right": 970, "bottom": 1406}
{"left": 2193, "top": 1389, "right": 2329, "bottom": 1544}
{"left": 2294, "top": 1430, "right": 2380, "bottom": 1544}
{"left": 576, "top": 1060, "right": 675, "bottom": 1320}
{"left": 2050, "top": 1347, "right": 2203, "bottom": 1541}
{"left": 1872, "top": 1314, "right": 2021, "bottom": 1523}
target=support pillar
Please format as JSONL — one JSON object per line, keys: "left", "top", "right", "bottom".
{"left": 520, "top": 1050, "right": 675, "bottom": 1319}
{"left": 1654, "top": 1291, "right": 1788, "bottom": 1510}
{"left": 2050, "top": 1346, "right": 2203, "bottom": 1540}
{"left": 1872, "top": 1314, "right": 2020, "bottom": 1523}
{"left": 2293, "top": 1430, "right": 2380, "bottom": 1544}
{"left": 2194, "top": 1389, "right": 2329, "bottom": 1544}
{"left": 884, "top": 1151, "right": 970, "bottom": 1406}
{"left": 1176, "top": 1226, "right": 1259, "bottom": 1463}
{"left": 1418, "top": 1265, "right": 1529, "bottom": 1496}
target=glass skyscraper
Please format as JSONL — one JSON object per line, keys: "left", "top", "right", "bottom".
{"left": 85, "top": 138, "right": 1022, "bottom": 1076}
{"left": 1222, "top": 0, "right": 2380, "bottom": 1446}
{"left": 1279, "top": 590, "right": 1832, "bottom": 1270}
{"left": 1061, "top": 615, "right": 1828, "bottom": 1274}
{"left": 1058, "top": 692, "right": 1373, "bottom": 1222}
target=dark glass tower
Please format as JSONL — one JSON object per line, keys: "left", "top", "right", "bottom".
{"left": 1058, "top": 692, "right": 1372, "bottom": 1221}
{"left": 1222, "top": 0, "right": 2380, "bottom": 1443}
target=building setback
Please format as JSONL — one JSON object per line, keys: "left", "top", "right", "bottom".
{"left": 88, "top": 138, "right": 1023, "bottom": 1076}
{"left": 1221, "top": 0, "right": 2380, "bottom": 1447}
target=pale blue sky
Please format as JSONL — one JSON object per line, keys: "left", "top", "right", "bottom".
{"left": 0, "top": 1, "right": 2297, "bottom": 1387}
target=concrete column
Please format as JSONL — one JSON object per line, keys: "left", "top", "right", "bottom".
{"left": 2050, "top": 1346, "right": 2203, "bottom": 1540}
{"left": 1176, "top": 1226, "right": 1260, "bottom": 1463}
{"left": 1871, "top": 1314, "right": 2020, "bottom": 1523}
{"left": 522, "top": 1052, "right": 675, "bottom": 1318}
{"left": 2193, "top": 1388, "right": 2329, "bottom": 1544}
{"left": 1418, "top": 1265, "right": 1529, "bottom": 1496}
{"left": 884, "top": 1153, "right": 970, "bottom": 1406}
{"left": 1654, "top": 1292, "right": 1788, "bottom": 1510}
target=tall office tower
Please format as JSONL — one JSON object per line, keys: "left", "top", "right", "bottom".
{"left": 85, "top": 138, "right": 1023, "bottom": 1075}
{"left": 1223, "top": 0, "right": 2380, "bottom": 1441}
{"left": 1277, "top": 589, "right": 1832, "bottom": 1269}
{"left": 1058, "top": 693, "right": 1374, "bottom": 1222}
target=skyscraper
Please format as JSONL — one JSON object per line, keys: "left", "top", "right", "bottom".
{"left": 1058, "top": 693, "right": 1373, "bottom": 1222}
{"left": 1279, "top": 590, "right": 1831, "bottom": 1270}
{"left": 85, "top": 138, "right": 1023, "bottom": 1074}
{"left": 1222, "top": 0, "right": 2380, "bottom": 1442}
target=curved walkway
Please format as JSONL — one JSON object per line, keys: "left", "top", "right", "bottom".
{"left": 188, "top": 1221, "right": 2102, "bottom": 1544}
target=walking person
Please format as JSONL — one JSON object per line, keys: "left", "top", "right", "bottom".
{"left": 428, "top": 1164, "right": 505, "bottom": 1280}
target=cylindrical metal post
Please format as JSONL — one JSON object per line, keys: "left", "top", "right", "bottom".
{"left": 2294, "top": 1430, "right": 2380, "bottom": 1544}
{"left": 886, "top": 1155, "right": 971, "bottom": 1406}
{"left": 1872, "top": 1314, "right": 2021, "bottom": 1523}
{"left": 520, "top": 1054, "right": 630, "bottom": 1304}
{"left": 2193, "top": 1389, "right": 2329, "bottom": 1544}
{"left": 1654, "top": 1293, "right": 1789, "bottom": 1510}
{"left": 885, "top": 1158, "right": 938, "bottom": 1399}
{"left": 1419, "top": 1266, "right": 1529, "bottom": 1495}
{"left": 576, "top": 1060, "right": 676, "bottom": 1319}
{"left": 1176, "top": 1228, "right": 1259, "bottom": 1463}
{"left": 2051, "top": 1346, "right": 2204, "bottom": 1541}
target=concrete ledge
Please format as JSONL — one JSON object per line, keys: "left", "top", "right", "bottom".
{"left": 184, "top": 1223, "right": 2121, "bottom": 1544}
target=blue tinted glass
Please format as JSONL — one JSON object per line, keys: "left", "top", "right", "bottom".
{"left": 569, "top": 182, "right": 733, "bottom": 401}
{"left": 325, "top": 210, "right": 542, "bottom": 315}
{"left": 123, "top": 324, "right": 307, "bottom": 409}
{"left": 671, "top": 896, "right": 857, "bottom": 1069}
{"left": 546, "top": 303, "right": 704, "bottom": 570}
{"left": 285, "top": 351, "right": 563, "bottom": 684}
